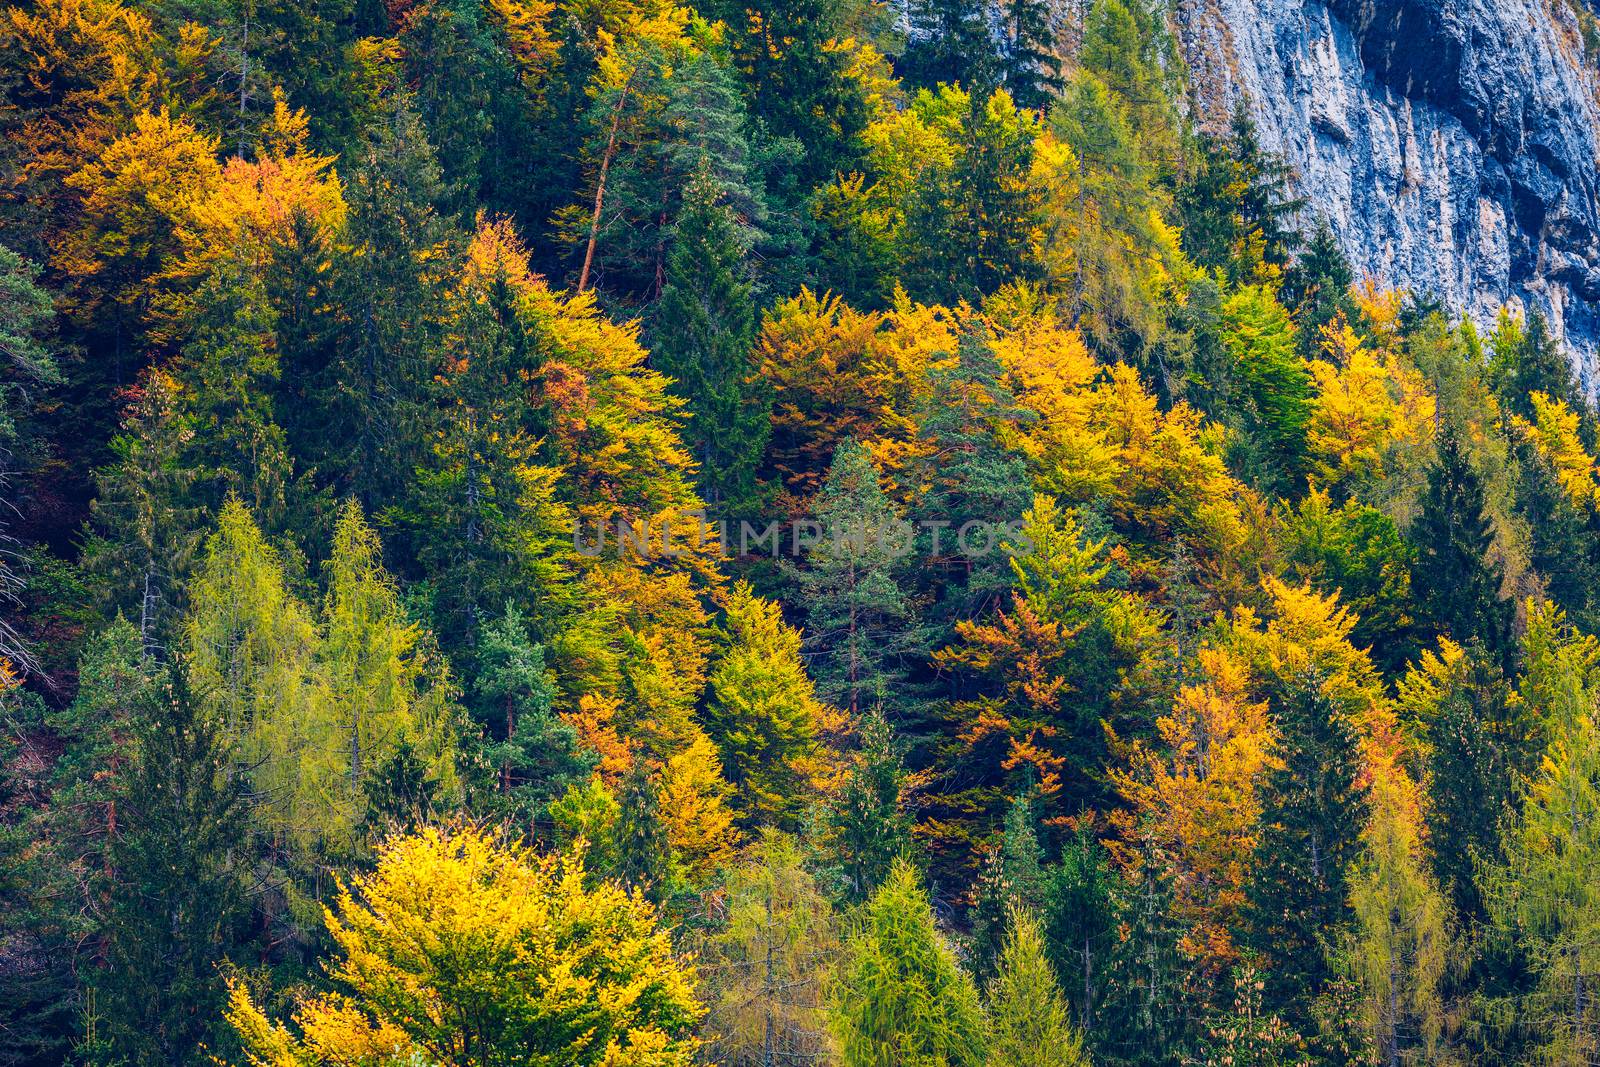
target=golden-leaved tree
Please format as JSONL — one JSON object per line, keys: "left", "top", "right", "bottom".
{"left": 225, "top": 824, "right": 703, "bottom": 1066}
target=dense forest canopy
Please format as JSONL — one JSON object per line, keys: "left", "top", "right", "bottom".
{"left": 2, "top": 0, "right": 1599, "bottom": 1063}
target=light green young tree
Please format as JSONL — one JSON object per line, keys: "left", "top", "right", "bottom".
{"left": 1342, "top": 764, "right": 1450, "bottom": 1065}
{"left": 987, "top": 908, "right": 1086, "bottom": 1067}
{"left": 831, "top": 859, "right": 987, "bottom": 1067}
{"left": 706, "top": 581, "right": 829, "bottom": 827}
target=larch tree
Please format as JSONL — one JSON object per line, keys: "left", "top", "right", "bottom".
{"left": 831, "top": 859, "right": 988, "bottom": 1067}
{"left": 699, "top": 831, "right": 842, "bottom": 1066}
{"left": 987, "top": 908, "right": 1088, "bottom": 1067}
{"left": 706, "top": 581, "right": 830, "bottom": 828}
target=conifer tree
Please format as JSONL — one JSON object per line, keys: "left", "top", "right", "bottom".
{"left": 706, "top": 582, "right": 827, "bottom": 827}
{"left": 653, "top": 172, "right": 768, "bottom": 511}
{"left": 909, "top": 331, "right": 1034, "bottom": 626}
{"left": 999, "top": 0, "right": 1062, "bottom": 113}
{"left": 616, "top": 756, "right": 674, "bottom": 901}
{"left": 1219, "top": 284, "right": 1312, "bottom": 493}
{"left": 1179, "top": 103, "right": 1303, "bottom": 282}
{"left": 831, "top": 859, "right": 988, "bottom": 1067}
{"left": 787, "top": 440, "right": 918, "bottom": 717}
{"left": 313, "top": 93, "right": 450, "bottom": 511}
{"left": 406, "top": 220, "right": 573, "bottom": 649}
{"left": 700, "top": 831, "right": 841, "bottom": 1066}
{"left": 1245, "top": 669, "right": 1367, "bottom": 1023}
{"left": 87, "top": 670, "right": 250, "bottom": 1067}
{"left": 1412, "top": 425, "right": 1509, "bottom": 658}
{"left": 902, "top": 0, "right": 999, "bottom": 95}
{"left": 83, "top": 370, "right": 204, "bottom": 658}
{"left": 1411, "top": 641, "right": 1537, "bottom": 920}
{"left": 988, "top": 908, "right": 1088, "bottom": 1067}
{"left": 1044, "top": 824, "right": 1118, "bottom": 1032}
{"left": 470, "top": 603, "right": 591, "bottom": 822}
{"left": 1342, "top": 763, "right": 1449, "bottom": 1066}
{"left": 969, "top": 788, "right": 1048, "bottom": 983}
{"left": 710, "top": 0, "right": 872, "bottom": 188}
{"left": 1491, "top": 309, "right": 1584, "bottom": 424}
{"left": 831, "top": 709, "right": 916, "bottom": 903}
{"left": 1283, "top": 221, "right": 1355, "bottom": 343}
{"left": 1486, "top": 602, "right": 1600, "bottom": 1062}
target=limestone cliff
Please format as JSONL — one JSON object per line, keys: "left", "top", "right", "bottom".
{"left": 1177, "top": 0, "right": 1600, "bottom": 386}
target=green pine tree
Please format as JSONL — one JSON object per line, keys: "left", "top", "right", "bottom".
{"left": 999, "top": 0, "right": 1062, "bottom": 113}
{"left": 1412, "top": 425, "right": 1510, "bottom": 658}
{"left": 470, "top": 603, "right": 592, "bottom": 823}
{"left": 87, "top": 670, "right": 251, "bottom": 1067}
{"left": 616, "top": 756, "right": 674, "bottom": 901}
{"left": 830, "top": 708, "right": 916, "bottom": 903}
{"left": 786, "top": 440, "right": 919, "bottom": 717}
{"left": 1245, "top": 669, "right": 1368, "bottom": 1026}
{"left": 968, "top": 787, "right": 1048, "bottom": 984}
{"left": 1423, "top": 642, "right": 1538, "bottom": 921}
{"left": 902, "top": 0, "right": 999, "bottom": 94}
{"left": 652, "top": 171, "right": 768, "bottom": 512}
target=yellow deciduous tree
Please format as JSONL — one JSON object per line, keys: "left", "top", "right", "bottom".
{"left": 224, "top": 824, "right": 703, "bottom": 1066}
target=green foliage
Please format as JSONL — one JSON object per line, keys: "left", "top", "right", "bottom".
{"left": 1245, "top": 670, "right": 1368, "bottom": 1026}
{"left": 831, "top": 859, "right": 988, "bottom": 1067}
{"left": 968, "top": 788, "right": 1048, "bottom": 983}
{"left": 787, "top": 440, "right": 919, "bottom": 717}
{"left": 705, "top": 581, "right": 826, "bottom": 827}
{"left": 469, "top": 603, "right": 592, "bottom": 823}
{"left": 1412, "top": 424, "right": 1510, "bottom": 658}
{"left": 86, "top": 669, "right": 251, "bottom": 1067}
{"left": 830, "top": 708, "right": 916, "bottom": 903}
{"left": 987, "top": 908, "right": 1087, "bottom": 1066}
{"left": 1219, "top": 283, "right": 1311, "bottom": 492}
{"left": 653, "top": 171, "right": 768, "bottom": 511}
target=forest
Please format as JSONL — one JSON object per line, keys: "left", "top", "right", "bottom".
{"left": 1, "top": 0, "right": 1599, "bottom": 1063}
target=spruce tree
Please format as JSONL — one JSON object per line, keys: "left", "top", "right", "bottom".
{"left": 652, "top": 172, "right": 768, "bottom": 512}
{"left": 704, "top": 0, "right": 872, "bottom": 188}
{"left": 1044, "top": 825, "right": 1118, "bottom": 1032}
{"left": 968, "top": 787, "right": 1048, "bottom": 983}
{"left": 405, "top": 227, "right": 573, "bottom": 650}
{"left": 901, "top": 0, "right": 999, "bottom": 95}
{"left": 786, "top": 440, "right": 919, "bottom": 717}
{"left": 1283, "top": 220, "right": 1355, "bottom": 344}
{"left": 470, "top": 603, "right": 591, "bottom": 822}
{"left": 999, "top": 0, "right": 1062, "bottom": 113}
{"left": 87, "top": 671, "right": 250, "bottom": 1067}
{"left": 616, "top": 757, "right": 674, "bottom": 901}
{"left": 1245, "top": 669, "right": 1367, "bottom": 1024}
{"left": 1423, "top": 643, "right": 1538, "bottom": 920}
{"left": 1412, "top": 425, "right": 1510, "bottom": 659}
{"left": 315, "top": 93, "right": 450, "bottom": 512}
{"left": 830, "top": 709, "right": 916, "bottom": 903}
{"left": 82, "top": 370, "right": 204, "bottom": 658}
{"left": 1179, "top": 102, "right": 1304, "bottom": 282}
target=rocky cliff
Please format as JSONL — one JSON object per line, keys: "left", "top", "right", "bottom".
{"left": 1177, "top": 0, "right": 1600, "bottom": 387}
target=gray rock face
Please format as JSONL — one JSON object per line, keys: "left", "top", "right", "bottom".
{"left": 1177, "top": 0, "right": 1600, "bottom": 388}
